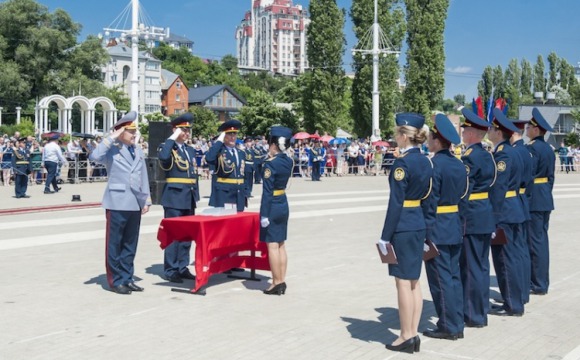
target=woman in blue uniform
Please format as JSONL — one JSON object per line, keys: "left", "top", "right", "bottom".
{"left": 260, "top": 126, "right": 294, "bottom": 295}
{"left": 379, "top": 113, "right": 432, "bottom": 353}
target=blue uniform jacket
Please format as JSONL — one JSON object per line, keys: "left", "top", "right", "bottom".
{"left": 526, "top": 136, "right": 555, "bottom": 212}
{"left": 243, "top": 147, "right": 255, "bottom": 171}
{"left": 459, "top": 143, "right": 497, "bottom": 234}
{"left": 490, "top": 140, "right": 526, "bottom": 225}
{"left": 381, "top": 147, "right": 432, "bottom": 242}
{"left": 309, "top": 147, "right": 325, "bottom": 163}
{"left": 260, "top": 153, "right": 293, "bottom": 221}
{"left": 205, "top": 140, "right": 246, "bottom": 210}
{"left": 11, "top": 147, "right": 31, "bottom": 176}
{"left": 512, "top": 139, "right": 533, "bottom": 221}
{"left": 253, "top": 147, "right": 266, "bottom": 165}
{"left": 90, "top": 137, "right": 150, "bottom": 211}
{"left": 423, "top": 150, "right": 468, "bottom": 245}
{"left": 158, "top": 139, "right": 199, "bottom": 210}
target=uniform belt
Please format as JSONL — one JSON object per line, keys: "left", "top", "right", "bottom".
{"left": 437, "top": 205, "right": 459, "bottom": 214}
{"left": 402, "top": 200, "right": 421, "bottom": 208}
{"left": 519, "top": 188, "right": 526, "bottom": 194}
{"left": 505, "top": 190, "right": 517, "bottom": 198}
{"left": 534, "top": 177, "right": 548, "bottom": 184}
{"left": 469, "top": 192, "right": 488, "bottom": 201}
{"left": 16, "top": 161, "right": 29, "bottom": 165}
{"left": 273, "top": 189, "right": 285, "bottom": 196}
{"left": 217, "top": 178, "right": 244, "bottom": 185}
{"left": 166, "top": 178, "right": 197, "bottom": 184}
{"left": 245, "top": 162, "right": 254, "bottom": 165}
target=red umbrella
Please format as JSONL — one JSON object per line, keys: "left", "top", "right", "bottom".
{"left": 309, "top": 133, "right": 321, "bottom": 140}
{"left": 372, "top": 141, "right": 391, "bottom": 147}
{"left": 41, "top": 131, "right": 65, "bottom": 139}
{"left": 320, "top": 135, "right": 334, "bottom": 142}
{"left": 293, "top": 131, "right": 311, "bottom": 140}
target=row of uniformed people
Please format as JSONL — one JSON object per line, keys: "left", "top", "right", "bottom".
{"left": 380, "top": 108, "right": 555, "bottom": 354}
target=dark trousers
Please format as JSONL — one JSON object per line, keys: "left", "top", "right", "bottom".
{"left": 163, "top": 207, "right": 194, "bottom": 277}
{"left": 491, "top": 223, "right": 525, "bottom": 314}
{"left": 254, "top": 163, "right": 263, "bottom": 183}
{"left": 44, "top": 161, "right": 59, "bottom": 191}
{"left": 105, "top": 210, "right": 142, "bottom": 288}
{"left": 529, "top": 211, "right": 551, "bottom": 293}
{"left": 521, "top": 221, "right": 531, "bottom": 304}
{"left": 312, "top": 161, "right": 321, "bottom": 181}
{"left": 425, "top": 244, "right": 464, "bottom": 334}
{"left": 244, "top": 167, "right": 254, "bottom": 196}
{"left": 14, "top": 173, "right": 28, "bottom": 197}
{"left": 460, "top": 233, "right": 491, "bottom": 326}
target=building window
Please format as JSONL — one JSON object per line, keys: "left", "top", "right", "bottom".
{"left": 176, "top": 94, "right": 180, "bottom": 102}
{"left": 146, "top": 62, "right": 159, "bottom": 70}
{"left": 111, "top": 74, "right": 117, "bottom": 83}
{"left": 176, "top": 81, "right": 181, "bottom": 89}
{"left": 145, "top": 76, "right": 160, "bottom": 85}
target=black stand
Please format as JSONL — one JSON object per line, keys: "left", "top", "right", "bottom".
{"left": 226, "top": 250, "right": 262, "bottom": 282}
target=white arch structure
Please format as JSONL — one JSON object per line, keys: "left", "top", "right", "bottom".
{"left": 36, "top": 95, "right": 118, "bottom": 134}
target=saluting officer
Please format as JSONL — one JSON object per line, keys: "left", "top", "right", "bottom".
{"left": 242, "top": 136, "right": 255, "bottom": 197}
{"left": 158, "top": 113, "right": 199, "bottom": 283}
{"left": 309, "top": 140, "right": 324, "bottom": 181}
{"left": 488, "top": 108, "right": 526, "bottom": 317}
{"left": 205, "top": 120, "right": 247, "bottom": 212}
{"left": 90, "top": 111, "right": 151, "bottom": 295}
{"left": 510, "top": 117, "right": 534, "bottom": 305}
{"left": 458, "top": 108, "right": 496, "bottom": 328}
{"left": 11, "top": 137, "right": 32, "bottom": 199}
{"left": 260, "top": 126, "right": 294, "bottom": 295}
{"left": 525, "top": 108, "right": 555, "bottom": 296}
{"left": 423, "top": 114, "right": 469, "bottom": 341}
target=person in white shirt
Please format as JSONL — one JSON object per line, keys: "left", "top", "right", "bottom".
{"left": 42, "top": 135, "right": 67, "bottom": 193}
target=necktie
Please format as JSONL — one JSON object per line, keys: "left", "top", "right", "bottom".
{"left": 128, "top": 145, "right": 135, "bottom": 160}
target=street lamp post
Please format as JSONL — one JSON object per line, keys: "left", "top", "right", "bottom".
{"left": 352, "top": 0, "right": 400, "bottom": 140}
{"left": 103, "top": 0, "right": 167, "bottom": 125}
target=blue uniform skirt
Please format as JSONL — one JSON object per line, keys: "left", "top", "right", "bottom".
{"left": 260, "top": 197, "right": 289, "bottom": 243}
{"left": 388, "top": 230, "right": 426, "bottom": 280}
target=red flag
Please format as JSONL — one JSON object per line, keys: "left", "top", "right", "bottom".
{"left": 475, "top": 97, "right": 484, "bottom": 118}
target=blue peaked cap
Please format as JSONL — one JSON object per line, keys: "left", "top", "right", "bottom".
{"left": 395, "top": 113, "right": 425, "bottom": 129}
{"left": 270, "top": 126, "right": 293, "bottom": 139}
{"left": 433, "top": 114, "right": 460, "bottom": 145}
{"left": 492, "top": 108, "right": 519, "bottom": 134}
{"left": 530, "top": 108, "right": 554, "bottom": 132}
{"left": 461, "top": 108, "right": 491, "bottom": 130}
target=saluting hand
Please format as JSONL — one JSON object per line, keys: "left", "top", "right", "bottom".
{"left": 110, "top": 127, "right": 125, "bottom": 140}
{"left": 169, "top": 127, "right": 183, "bottom": 141}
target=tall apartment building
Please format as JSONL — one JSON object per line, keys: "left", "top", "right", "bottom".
{"left": 235, "top": 0, "right": 310, "bottom": 75}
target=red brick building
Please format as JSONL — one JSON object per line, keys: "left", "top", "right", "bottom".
{"left": 161, "top": 69, "right": 189, "bottom": 116}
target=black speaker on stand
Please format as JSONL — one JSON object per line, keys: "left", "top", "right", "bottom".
{"left": 148, "top": 121, "right": 173, "bottom": 157}
{"left": 147, "top": 122, "right": 173, "bottom": 205}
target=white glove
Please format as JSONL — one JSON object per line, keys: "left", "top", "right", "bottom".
{"left": 217, "top": 131, "right": 226, "bottom": 142}
{"left": 169, "top": 127, "right": 182, "bottom": 141}
{"left": 491, "top": 232, "right": 496, "bottom": 239}
{"left": 423, "top": 242, "right": 430, "bottom": 252}
{"left": 260, "top": 217, "right": 270, "bottom": 228}
{"left": 378, "top": 240, "right": 390, "bottom": 255}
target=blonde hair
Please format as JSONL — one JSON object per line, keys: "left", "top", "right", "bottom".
{"left": 396, "top": 125, "right": 428, "bottom": 145}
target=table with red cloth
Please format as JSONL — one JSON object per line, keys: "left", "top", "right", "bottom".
{"left": 157, "top": 211, "right": 270, "bottom": 293}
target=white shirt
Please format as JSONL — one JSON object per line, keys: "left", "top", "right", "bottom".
{"left": 43, "top": 142, "right": 67, "bottom": 163}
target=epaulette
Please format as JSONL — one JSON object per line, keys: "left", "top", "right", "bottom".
{"left": 497, "top": 145, "right": 504, "bottom": 152}
{"left": 528, "top": 140, "right": 535, "bottom": 145}
{"left": 463, "top": 148, "right": 473, "bottom": 157}
{"left": 398, "top": 152, "right": 408, "bottom": 158}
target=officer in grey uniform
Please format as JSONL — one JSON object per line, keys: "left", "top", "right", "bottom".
{"left": 90, "top": 111, "right": 151, "bottom": 295}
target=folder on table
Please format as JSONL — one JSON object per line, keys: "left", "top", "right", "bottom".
{"left": 376, "top": 243, "right": 398, "bottom": 264}
{"left": 491, "top": 227, "right": 507, "bottom": 245}
{"left": 423, "top": 239, "right": 440, "bottom": 261}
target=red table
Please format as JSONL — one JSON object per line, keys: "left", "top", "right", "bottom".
{"left": 157, "top": 212, "right": 270, "bottom": 294}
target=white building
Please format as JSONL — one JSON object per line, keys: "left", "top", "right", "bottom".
{"left": 101, "top": 43, "right": 162, "bottom": 114}
{"left": 235, "top": 0, "right": 310, "bottom": 75}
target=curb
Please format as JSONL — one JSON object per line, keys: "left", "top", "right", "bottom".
{"left": 0, "top": 202, "right": 102, "bottom": 216}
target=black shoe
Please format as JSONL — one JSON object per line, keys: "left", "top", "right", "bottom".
{"left": 230, "top": 267, "right": 245, "bottom": 272}
{"left": 126, "top": 282, "right": 144, "bottom": 292}
{"left": 44, "top": 190, "right": 55, "bottom": 194}
{"left": 22, "top": 195, "right": 31, "bottom": 198}
{"left": 490, "top": 303, "right": 503, "bottom": 310}
{"left": 55, "top": 187, "right": 62, "bottom": 192}
{"left": 263, "top": 282, "right": 286, "bottom": 295}
{"left": 166, "top": 274, "right": 183, "bottom": 283}
{"left": 111, "top": 285, "right": 132, "bottom": 295}
{"left": 465, "top": 322, "right": 486, "bottom": 328}
{"left": 179, "top": 270, "right": 196, "bottom": 280}
{"left": 489, "top": 307, "right": 523, "bottom": 317}
{"left": 385, "top": 337, "right": 417, "bottom": 353}
{"left": 423, "top": 329, "right": 459, "bottom": 340}
{"left": 531, "top": 289, "right": 547, "bottom": 295}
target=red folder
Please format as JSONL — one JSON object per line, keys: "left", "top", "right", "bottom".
{"left": 376, "top": 243, "right": 398, "bottom": 264}
{"left": 491, "top": 227, "right": 507, "bottom": 245}
{"left": 423, "top": 239, "right": 440, "bottom": 261}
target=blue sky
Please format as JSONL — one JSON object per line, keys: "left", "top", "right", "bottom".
{"left": 39, "top": 0, "right": 580, "bottom": 100}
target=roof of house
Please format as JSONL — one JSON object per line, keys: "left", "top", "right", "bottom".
{"left": 188, "top": 85, "right": 246, "bottom": 105}
{"left": 161, "top": 69, "right": 188, "bottom": 91}
{"left": 106, "top": 44, "right": 161, "bottom": 62}
{"left": 166, "top": 33, "right": 193, "bottom": 45}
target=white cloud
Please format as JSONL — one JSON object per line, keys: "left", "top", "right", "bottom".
{"left": 447, "top": 66, "right": 472, "bottom": 74}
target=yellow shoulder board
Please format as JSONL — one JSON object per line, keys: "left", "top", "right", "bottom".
{"left": 497, "top": 145, "right": 504, "bottom": 152}
{"left": 464, "top": 148, "right": 472, "bottom": 157}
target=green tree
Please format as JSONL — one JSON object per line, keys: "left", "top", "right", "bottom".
{"left": 504, "top": 59, "right": 521, "bottom": 118}
{"left": 453, "top": 94, "right": 466, "bottom": 106}
{"left": 190, "top": 105, "right": 219, "bottom": 139}
{"left": 547, "top": 51, "right": 559, "bottom": 90}
{"left": 221, "top": 54, "right": 238, "bottom": 72}
{"left": 302, "top": 0, "right": 349, "bottom": 135}
{"left": 238, "top": 90, "right": 287, "bottom": 136}
{"left": 520, "top": 59, "right": 533, "bottom": 98}
{"left": 350, "top": 0, "right": 405, "bottom": 138}
{"left": 403, "top": 0, "right": 449, "bottom": 116}
{"left": 533, "top": 55, "right": 546, "bottom": 95}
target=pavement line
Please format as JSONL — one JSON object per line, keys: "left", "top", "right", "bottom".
{"left": 15, "top": 330, "right": 67, "bottom": 344}
{"left": 562, "top": 345, "right": 580, "bottom": 360}
{"left": 0, "top": 205, "right": 387, "bottom": 251}
{"left": 128, "top": 307, "right": 159, "bottom": 317}
{"left": 420, "top": 350, "right": 476, "bottom": 359}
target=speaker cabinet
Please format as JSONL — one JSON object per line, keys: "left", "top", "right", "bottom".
{"left": 146, "top": 157, "right": 166, "bottom": 182}
{"left": 148, "top": 122, "right": 173, "bottom": 157}
{"left": 149, "top": 180, "right": 166, "bottom": 205}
